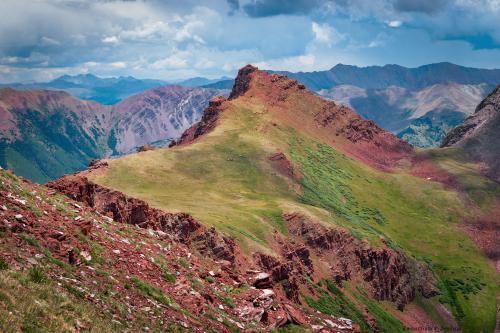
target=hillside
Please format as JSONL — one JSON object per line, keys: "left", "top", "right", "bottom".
{"left": 318, "top": 83, "right": 491, "bottom": 147}
{"left": 0, "top": 86, "right": 227, "bottom": 183}
{"left": 442, "top": 85, "right": 500, "bottom": 183}
{"left": 53, "top": 65, "right": 500, "bottom": 332}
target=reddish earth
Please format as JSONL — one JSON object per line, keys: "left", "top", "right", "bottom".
{"left": 409, "top": 154, "right": 460, "bottom": 190}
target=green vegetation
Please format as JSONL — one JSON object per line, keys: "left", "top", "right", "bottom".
{"left": 131, "top": 276, "right": 173, "bottom": 306}
{"left": 306, "top": 280, "right": 408, "bottom": 333}
{"left": 0, "top": 270, "right": 116, "bottom": 332}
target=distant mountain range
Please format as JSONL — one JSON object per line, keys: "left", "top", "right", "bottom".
{"left": 1, "top": 74, "right": 230, "bottom": 105}
{"left": 0, "top": 86, "right": 228, "bottom": 182}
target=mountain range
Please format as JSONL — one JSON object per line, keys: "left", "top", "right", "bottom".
{"left": 1, "top": 74, "right": 230, "bottom": 105}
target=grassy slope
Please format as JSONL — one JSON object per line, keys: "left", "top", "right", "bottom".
{"left": 90, "top": 98, "right": 500, "bottom": 332}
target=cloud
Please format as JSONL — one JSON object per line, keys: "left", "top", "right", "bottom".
{"left": 242, "top": 0, "right": 323, "bottom": 17}
{"left": 110, "top": 61, "right": 127, "bottom": 69}
{"left": 312, "top": 22, "right": 345, "bottom": 46}
{"left": 387, "top": 20, "right": 403, "bottom": 28}
{"left": 0, "top": 0, "right": 499, "bottom": 84}
{"left": 394, "top": 0, "right": 450, "bottom": 14}
{"left": 102, "top": 36, "right": 119, "bottom": 44}
{"left": 226, "top": 0, "right": 239, "bottom": 14}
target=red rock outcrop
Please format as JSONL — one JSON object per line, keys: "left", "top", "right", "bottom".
{"left": 170, "top": 95, "right": 227, "bottom": 146}
{"left": 281, "top": 213, "right": 438, "bottom": 310}
{"left": 47, "top": 174, "right": 241, "bottom": 265}
{"left": 228, "top": 64, "right": 259, "bottom": 100}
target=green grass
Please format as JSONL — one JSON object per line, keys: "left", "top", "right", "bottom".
{"left": 131, "top": 277, "right": 173, "bottom": 306}
{"left": 90, "top": 100, "right": 500, "bottom": 332}
{"left": 0, "top": 270, "right": 116, "bottom": 332}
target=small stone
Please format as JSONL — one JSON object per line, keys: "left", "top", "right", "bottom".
{"left": 112, "top": 249, "right": 121, "bottom": 254}
{"left": 14, "top": 214, "right": 23, "bottom": 220}
{"left": 218, "top": 304, "right": 224, "bottom": 310}
{"left": 74, "top": 216, "right": 82, "bottom": 221}
{"left": 80, "top": 251, "right": 92, "bottom": 261}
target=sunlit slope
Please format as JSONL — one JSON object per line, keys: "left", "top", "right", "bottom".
{"left": 88, "top": 69, "right": 499, "bottom": 332}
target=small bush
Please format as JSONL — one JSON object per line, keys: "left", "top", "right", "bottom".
{"left": 28, "top": 267, "right": 46, "bottom": 283}
{"left": 0, "top": 257, "right": 8, "bottom": 270}
{"left": 132, "top": 277, "right": 172, "bottom": 306}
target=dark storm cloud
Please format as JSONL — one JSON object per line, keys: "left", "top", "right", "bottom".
{"left": 242, "top": 0, "right": 325, "bottom": 17}
{"left": 226, "top": 0, "right": 239, "bottom": 14}
{"left": 393, "top": 0, "right": 450, "bottom": 14}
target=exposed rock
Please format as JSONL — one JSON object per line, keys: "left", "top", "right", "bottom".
{"left": 172, "top": 96, "right": 227, "bottom": 146}
{"left": 47, "top": 175, "right": 240, "bottom": 266}
{"left": 282, "top": 212, "right": 438, "bottom": 309}
{"left": 229, "top": 65, "right": 258, "bottom": 100}
{"left": 441, "top": 85, "right": 500, "bottom": 182}
{"left": 136, "top": 144, "right": 155, "bottom": 152}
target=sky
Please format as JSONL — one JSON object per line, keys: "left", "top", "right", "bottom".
{"left": 0, "top": 0, "right": 500, "bottom": 83}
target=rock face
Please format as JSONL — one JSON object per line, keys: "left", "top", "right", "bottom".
{"left": 0, "top": 86, "right": 228, "bottom": 182}
{"left": 229, "top": 64, "right": 259, "bottom": 100}
{"left": 281, "top": 213, "right": 438, "bottom": 310}
{"left": 442, "top": 85, "right": 500, "bottom": 182}
{"left": 47, "top": 174, "right": 239, "bottom": 264}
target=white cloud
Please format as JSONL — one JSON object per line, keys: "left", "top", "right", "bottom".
{"left": 312, "top": 22, "right": 344, "bottom": 46}
{"left": 102, "top": 36, "right": 119, "bottom": 44}
{"left": 151, "top": 51, "right": 190, "bottom": 70}
{"left": 387, "top": 20, "right": 403, "bottom": 28}
{"left": 110, "top": 61, "right": 127, "bottom": 69}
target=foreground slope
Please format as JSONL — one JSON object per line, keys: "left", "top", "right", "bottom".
{"left": 57, "top": 65, "right": 500, "bottom": 332}
{"left": 0, "top": 86, "right": 226, "bottom": 182}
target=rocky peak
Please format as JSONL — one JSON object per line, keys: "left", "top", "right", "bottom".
{"left": 228, "top": 64, "right": 259, "bottom": 100}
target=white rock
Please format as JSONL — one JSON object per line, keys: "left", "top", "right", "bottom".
{"left": 80, "top": 251, "right": 92, "bottom": 261}
{"left": 14, "top": 214, "right": 23, "bottom": 220}
{"left": 112, "top": 249, "right": 121, "bottom": 254}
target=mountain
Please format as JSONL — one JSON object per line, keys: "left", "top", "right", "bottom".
{"left": 48, "top": 65, "right": 500, "bottom": 332}
{"left": 0, "top": 86, "right": 228, "bottom": 183}
{"left": 176, "top": 76, "right": 231, "bottom": 87}
{"left": 318, "top": 83, "right": 492, "bottom": 147}
{"left": 278, "top": 62, "right": 500, "bottom": 91}
{"left": 442, "top": 85, "right": 500, "bottom": 182}
{"left": 1, "top": 74, "right": 168, "bottom": 105}
{"left": 202, "top": 79, "right": 236, "bottom": 90}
